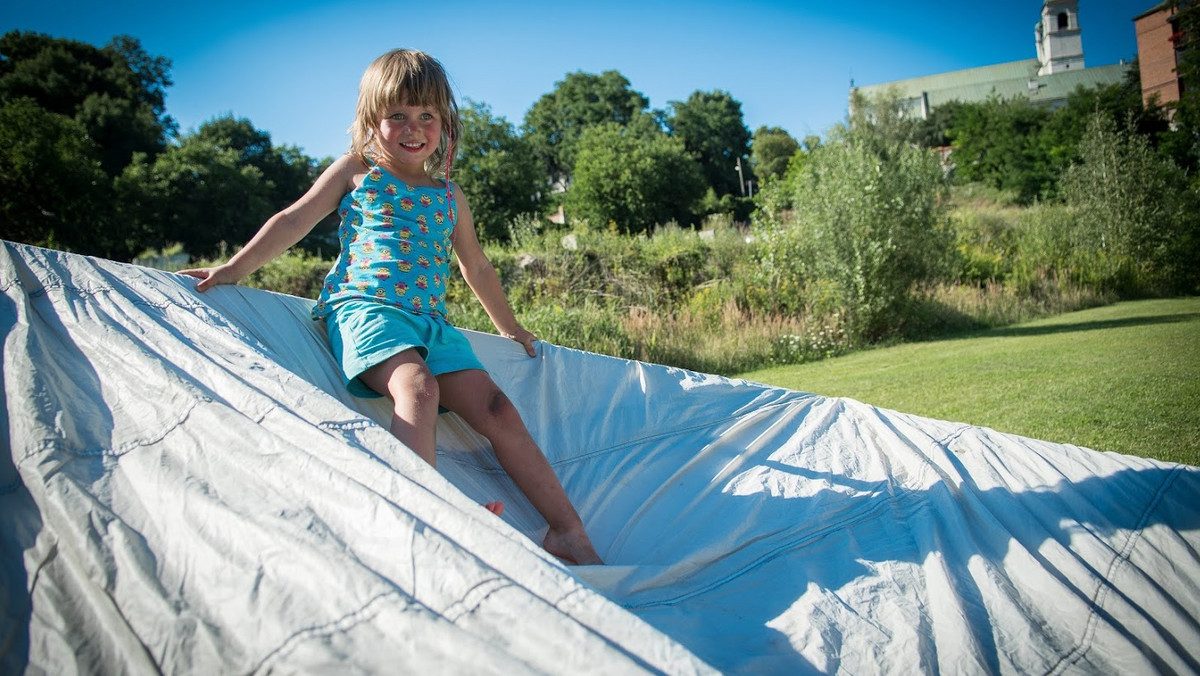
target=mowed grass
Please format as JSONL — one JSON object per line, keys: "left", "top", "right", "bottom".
{"left": 737, "top": 298, "right": 1200, "bottom": 466}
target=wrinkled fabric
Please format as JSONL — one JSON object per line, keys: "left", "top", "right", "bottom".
{"left": 2, "top": 240, "right": 1198, "bottom": 675}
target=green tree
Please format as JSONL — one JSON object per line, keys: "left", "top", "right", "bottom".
{"left": 751, "top": 126, "right": 800, "bottom": 183}
{"left": 0, "top": 31, "right": 179, "bottom": 258}
{"left": 455, "top": 100, "right": 543, "bottom": 242}
{"left": 522, "top": 70, "right": 650, "bottom": 183}
{"left": 935, "top": 73, "right": 1160, "bottom": 202}
{"left": 947, "top": 96, "right": 1052, "bottom": 202}
{"left": 755, "top": 117, "right": 955, "bottom": 342}
{"left": 0, "top": 98, "right": 115, "bottom": 254}
{"left": 667, "top": 90, "right": 752, "bottom": 197}
{"left": 914, "top": 100, "right": 966, "bottom": 149}
{"left": 116, "top": 133, "right": 275, "bottom": 257}
{"left": 191, "top": 115, "right": 319, "bottom": 210}
{"left": 566, "top": 121, "right": 705, "bottom": 234}
{"left": 847, "top": 87, "right": 925, "bottom": 148}
{"left": 755, "top": 135, "right": 822, "bottom": 216}
{"left": 0, "top": 31, "right": 174, "bottom": 176}
{"left": 1040, "top": 70, "right": 1168, "bottom": 180}
{"left": 1161, "top": 1, "right": 1200, "bottom": 174}
{"left": 1061, "top": 114, "right": 1197, "bottom": 294}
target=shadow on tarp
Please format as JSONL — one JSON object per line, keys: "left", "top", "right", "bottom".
{"left": 583, "top": 450, "right": 1200, "bottom": 674}
{"left": 1, "top": 283, "right": 35, "bottom": 672}
{"left": 1, "top": 249, "right": 116, "bottom": 673}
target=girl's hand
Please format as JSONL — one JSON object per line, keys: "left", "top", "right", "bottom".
{"left": 504, "top": 327, "right": 538, "bottom": 357}
{"left": 178, "top": 264, "right": 239, "bottom": 293}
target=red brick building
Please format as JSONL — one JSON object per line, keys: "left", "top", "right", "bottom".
{"left": 1135, "top": 1, "right": 1185, "bottom": 112}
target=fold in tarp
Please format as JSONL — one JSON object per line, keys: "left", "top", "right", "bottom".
{"left": 3, "top": 240, "right": 1198, "bottom": 674}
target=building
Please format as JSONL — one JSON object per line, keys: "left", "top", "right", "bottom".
{"left": 1037, "top": 0, "right": 1087, "bottom": 74}
{"left": 1134, "top": 1, "right": 1185, "bottom": 112}
{"left": 852, "top": 1, "right": 1132, "bottom": 119}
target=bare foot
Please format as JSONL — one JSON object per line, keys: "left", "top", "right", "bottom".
{"left": 543, "top": 526, "right": 604, "bottom": 565}
{"left": 484, "top": 501, "right": 504, "bottom": 516}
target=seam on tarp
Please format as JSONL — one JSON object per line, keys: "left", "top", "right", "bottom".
{"left": 441, "top": 576, "right": 514, "bottom": 623}
{"left": 18, "top": 398, "right": 199, "bottom": 463}
{"left": 936, "top": 424, "right": 974, "bottom": 451}
{"left": 30, "top": 278, "right": 208, "bottom": 313}
{"left": 251, "top": 590, "right": 408, "bottom": 673}
{"left": 568, "top": 398, "right": 805, "bottom": 464}
{"left": 11, "top": 257, "right": 248, "bottom": 323}
{"left": 318, "top": 418, "right": 378, "bottom": 432}
{"left": 553, "top": 585, "right": 592, "bottom": 613}
{"left": 545, "top": 583, "right": 689, "bottom": 674}
{"left": 29, "top": 280, "right": 114, "bottom": 299}
{"left": 38, "top": 267, "right": 257, "bottom": 325}
{"left": 1043, "top": 464, "right": 1183, "bottom": 675}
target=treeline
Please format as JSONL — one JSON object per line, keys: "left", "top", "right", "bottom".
{"left": 0, "top": 32, "right": 332, "bottom": 260}
{"left": 0, "top": 31, "right": 771, "bottom": 259}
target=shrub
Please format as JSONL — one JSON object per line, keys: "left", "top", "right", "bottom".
{"left": 1060, "top": 114, "right": 1198, "bottom": 295}
{"left": 950, "top": 206, "right": 1019, "bottom": 285}
{"left": 567, "top": 123, "right": 706, "bottom": 234}
{"left": 752, "top": 124, "right": 957, "bottom": 343}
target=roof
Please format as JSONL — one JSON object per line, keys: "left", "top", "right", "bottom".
{"left": 1134, "top": 0, "right": 1176, "bottom": 22}
{"left": 855, "top": 59, "right": 1132, "bottom": 109}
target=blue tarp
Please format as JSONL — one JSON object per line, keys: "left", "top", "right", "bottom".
{"left": 3, "top": 240, "right": 1198, "bottom": 674}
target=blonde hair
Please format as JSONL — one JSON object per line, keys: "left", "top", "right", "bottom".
{"left": 349, "top": 49, "right": 461, "bottom": 178}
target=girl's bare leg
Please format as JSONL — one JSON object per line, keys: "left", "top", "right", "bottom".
{"left": 359, "top": 349, "right": 440, "bottom": 466}
{"left": 361, "top": 352, "right": 505, "bottom": 514}
{"left": 438, "top": 369, "right": 603, "bottom": 565}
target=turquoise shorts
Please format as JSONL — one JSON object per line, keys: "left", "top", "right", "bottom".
{"left": 323, "top": 300, "right": 485, "bottom": 398}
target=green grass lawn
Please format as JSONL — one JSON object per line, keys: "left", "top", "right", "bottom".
{"left": 737, "top": 298, "right": 1200, "bottom": 467}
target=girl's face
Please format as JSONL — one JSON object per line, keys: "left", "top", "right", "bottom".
{"left": 375, "top": 99, "right": 442, "bottom": 180}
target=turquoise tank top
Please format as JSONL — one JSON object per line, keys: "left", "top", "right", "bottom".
{"left": 312, "top": 164, "right": 457, "bottom": 321}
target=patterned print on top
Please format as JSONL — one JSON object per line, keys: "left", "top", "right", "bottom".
{"left": 312, "top": 164, "right": 457, "bottom": 320}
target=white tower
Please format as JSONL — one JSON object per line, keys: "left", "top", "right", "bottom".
{"left": 1036, "top": 0, "right": 1085, "bottom": 75}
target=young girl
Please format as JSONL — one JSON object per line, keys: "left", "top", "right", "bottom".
{"left": 181, "top": 49, "right": 603, "bottom": 566}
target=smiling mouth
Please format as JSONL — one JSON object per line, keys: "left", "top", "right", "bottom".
{"left": 400, "top": 141, "right": 426, "bottom": 151}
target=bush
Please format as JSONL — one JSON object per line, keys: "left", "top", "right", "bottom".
{"left": 752, "top": 123, "right": 956, "bottom": 343}
{"left": 1060, "top": 114, "right": 1198, "bottom": 295}
{"left": 567, "top": 123, "right": 706, "bottom": 234}
{"left": 186, "top": 247, "right": 332, "bottom": 299}
{"left": 950, "top": 205, "right": 1019, "bottom": 285}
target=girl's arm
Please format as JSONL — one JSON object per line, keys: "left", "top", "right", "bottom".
{"left": 452, "top": 191, "right": 538, "bottom": 357}
{"left": 180, "top": 154, "right": 363, "bottom": 291}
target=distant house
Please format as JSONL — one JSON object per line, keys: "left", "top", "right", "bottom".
{"left": 851, "top": 1, "right": 1133, "bottom": 118}
{"left": 1134, "top": 1, "right": 1185, "bottom": 115}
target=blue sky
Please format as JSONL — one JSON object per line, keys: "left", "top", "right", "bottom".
{"left": 4, "top": 0, "right": 1153, "bottom": 161}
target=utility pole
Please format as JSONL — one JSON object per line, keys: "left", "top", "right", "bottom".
{"left": 735, "top": 157, "right": 746, "bottom": 196}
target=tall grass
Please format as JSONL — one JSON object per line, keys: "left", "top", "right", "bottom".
{"left": 149, "top": 192, "right": 1123, "bottom": 378}
{"left": 140, "top": 116, "right": 1191, "bottom": 378}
